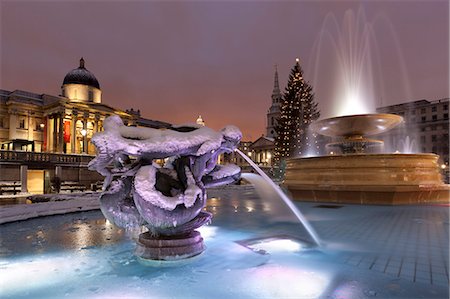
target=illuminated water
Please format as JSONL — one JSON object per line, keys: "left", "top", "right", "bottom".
{"left": 0, "top": 186, "right": 448, "bottom": 299}
{"left": 308, "top": 8, "right": 412, "bottom": 118}
{"left": 236, "top": 149, "right": 322, "bottom": 246}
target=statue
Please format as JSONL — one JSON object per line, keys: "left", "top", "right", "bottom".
{"left": 88, "top": 115, "right": 242, "bottom": 262}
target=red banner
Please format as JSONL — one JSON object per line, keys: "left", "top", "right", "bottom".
{"left": 64, "top": 121, "right": 71, "bottom": 143}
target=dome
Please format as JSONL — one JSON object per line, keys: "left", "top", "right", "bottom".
{"left": 62, "top": 58, "right": 100, "bottom": 89}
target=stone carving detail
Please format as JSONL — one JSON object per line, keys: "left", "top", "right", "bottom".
{"left": 88, "top": 115, "right": 242, "bottom": 260}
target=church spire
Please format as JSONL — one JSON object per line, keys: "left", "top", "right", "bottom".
{"left": 272, "top": 64, "right": 280, "bottom": 96}
{"left": 266, "top": 64, "right": 282, "bottom": 138}
{"left": 271, "top": 64, "right": 281, "bottom": 104}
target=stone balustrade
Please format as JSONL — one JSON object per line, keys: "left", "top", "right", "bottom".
{"left": 0, "top": 150, "right": 94, "bottom": 166}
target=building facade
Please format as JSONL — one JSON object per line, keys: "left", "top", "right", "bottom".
{"left": 376, "top": 98, "right": 449, "bottom": 174}
{"left": 0, "top": 58, "right": 169, "bottom": 195}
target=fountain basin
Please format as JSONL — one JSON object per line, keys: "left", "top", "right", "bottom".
{"left": 284, "top": 153, "right": 450, "bottom": 205}
{"left": 310, "top": 113, "right": 403, "bottom": 138}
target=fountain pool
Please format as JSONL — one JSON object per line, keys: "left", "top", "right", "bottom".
{"left": 1, "top": 185, "right": 448, "bottom": 298}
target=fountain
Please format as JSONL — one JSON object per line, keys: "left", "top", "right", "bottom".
{"left": 88, "top": 115, "right": 242, "bottom": 262}
{"left": 284, "top": 113, "right": 450, "bottom": 205}
{"left": 399, "top": 135, "right": 417, "bottom": 154}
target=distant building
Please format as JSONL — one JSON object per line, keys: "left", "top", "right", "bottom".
{"left": 0, "top": 58, "right": 170, "bottom": 195}
{"left": 249, "top": 135, "right": 274, "bottom": 166}
{"left": 376, "top": 98, "right": 449, "bottom": 170}
{"left": 266, "top": 66, "right": 282, "bottom": 139}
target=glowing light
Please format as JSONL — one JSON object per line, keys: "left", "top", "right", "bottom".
{"left": 249, "top": 239, "right": 302, "bottom": 253}
{"left": 197, "top": 225, "right": 218, "bottom": 239}
{"left": 39, "top": 123, "right": 45, "bottom": 128}
{"left": 247, "top": 152, "right": 252, "bottom": 157}
{"left": 245, "top": 265, "right": 329, "bottom": 298}
{"left": 441, "top": 164, "right": 447, "bottom": 169}
{"left": 81, "top": 129, "right": 87, "bottom": 136}
{"left": 336, "top": 89, "right": 370, "bottom": 116}
{"left": 0, "top": 255, "right": 87, "bottom": 296}
{"left": 267, "top": 152, "right": 272, "bottom": 159}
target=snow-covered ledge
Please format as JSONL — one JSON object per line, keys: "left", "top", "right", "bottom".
{"left": 0, "top": 196, "right": 100, "bottom": 224}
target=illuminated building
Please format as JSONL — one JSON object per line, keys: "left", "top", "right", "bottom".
{"left": 376, "top": 98, "right": 449, "bottom": 182}
{"left": 0, "top": 58, "right": 170, "bottom": 194}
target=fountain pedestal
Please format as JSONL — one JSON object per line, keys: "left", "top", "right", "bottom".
{"left": 135, "top": 231, "right": 205, "bottom": 261}
{"left": 285, "top": 114, "right": 450, "bottom": 205}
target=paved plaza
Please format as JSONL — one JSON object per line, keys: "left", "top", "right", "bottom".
{"left": 0, "top": 185, "right": 448, "bottom": 298}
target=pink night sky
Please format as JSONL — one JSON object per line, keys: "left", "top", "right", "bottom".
{"left": 1, "top": 1, "right": 448, "bottom": 140}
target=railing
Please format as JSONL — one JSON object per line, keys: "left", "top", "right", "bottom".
{"left": 0, "top": 150, "right": 94, "bottom": 165}
{"left": 0, "top": 181, "right": 21, "bottom": 195}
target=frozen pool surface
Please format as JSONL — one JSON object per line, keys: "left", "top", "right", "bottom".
{"left": 0, "top": 185, "right": 448, "bottom": 298}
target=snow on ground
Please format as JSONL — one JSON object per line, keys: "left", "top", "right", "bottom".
{"left": 0, "top": 193, "right": 100, "bottom": 224}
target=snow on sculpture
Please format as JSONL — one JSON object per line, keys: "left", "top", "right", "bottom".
{"left": 88, "top": 115, "right": 242, "bottom": 261}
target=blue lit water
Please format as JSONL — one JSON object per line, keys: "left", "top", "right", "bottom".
{"left": 0, "top": 185, "right": 448, "bottom": 298}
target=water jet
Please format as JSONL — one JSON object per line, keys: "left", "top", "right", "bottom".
{"left": 285, "top": 113, "right": 450, "bottom": 205}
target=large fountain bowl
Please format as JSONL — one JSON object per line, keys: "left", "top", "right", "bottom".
{"left": 310, "top": 113, "right": 403, "bottom": 138}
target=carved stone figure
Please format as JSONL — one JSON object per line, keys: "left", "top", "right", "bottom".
{"left": 88, "top": 115, "right": 242, "bottom": 261}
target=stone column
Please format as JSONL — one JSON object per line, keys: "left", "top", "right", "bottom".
{"left": 93, "top": 121, "right": 98, "bottom": 134}
{"left": 82, "top": 113, "right": 88, "bottom": 154}
{"left": 55, "top": 165, "right": 62, "bottom": 178}
{"left": 27, "top": 112, "right": 34, "bottom": 141}
{"left": 20, "top": 165, "right": 28, "bottom": 193}
{"left": 53, "top": 116, "right": 58, "bottom": 152}
{"left": 71, "top": 111, "right": 78, "bottom": 154}
{"left": 9, "top": 112, "right": 17, "bottom": 141}
{"left": 57, "top": 114, "right": 64, "bottom": 153}
{"left": 45, "top": 116, "right": 51, "bottom": 152}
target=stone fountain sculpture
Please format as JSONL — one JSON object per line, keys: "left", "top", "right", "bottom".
{"left": 284, "top": 113, "right": 449, "bottom": 205}
{"left": 88, "top": 115, "right": 242, "bottom": 261}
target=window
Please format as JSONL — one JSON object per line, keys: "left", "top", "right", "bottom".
{"left": 444, "top": 113, "right": 449, "bottom": 119}
{"left": 421, "top": 116, "right": 426, "bottom": 122}
{"left": 0, "top": 117, "right": 3, "bottom": 128}
{"left": 88, "top": 90, "right": 94, "bottom": 101}
{"left": 432, "top": 106, "right": 437, "bottom": 112}
{"left": 431, "top": 135, "right": 437, "bottom": 142}
{"left": 432, "top": 115, "right": 437, "bottom": 121}
{"left": 444, "top": 104, "right": 448, "bottom": 111}
{"left": 35, "top": 119, "right": 44, "bottom": 131}
{"left": 19, "top": 118, "right": 25, "bottom": 129}
{"left": 432, "top": 146, "right": 437, "bottom": 153}
{"left": 421, "top": 108, "right": 426, "bottom": 114}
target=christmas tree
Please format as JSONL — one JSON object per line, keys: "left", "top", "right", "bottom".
{"left": 274, "top": 58, "right": 320, "bottom": 164}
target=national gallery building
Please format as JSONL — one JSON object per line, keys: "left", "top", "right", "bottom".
{"left": 0, "top": 58, "right": 170, "bottom": 195}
